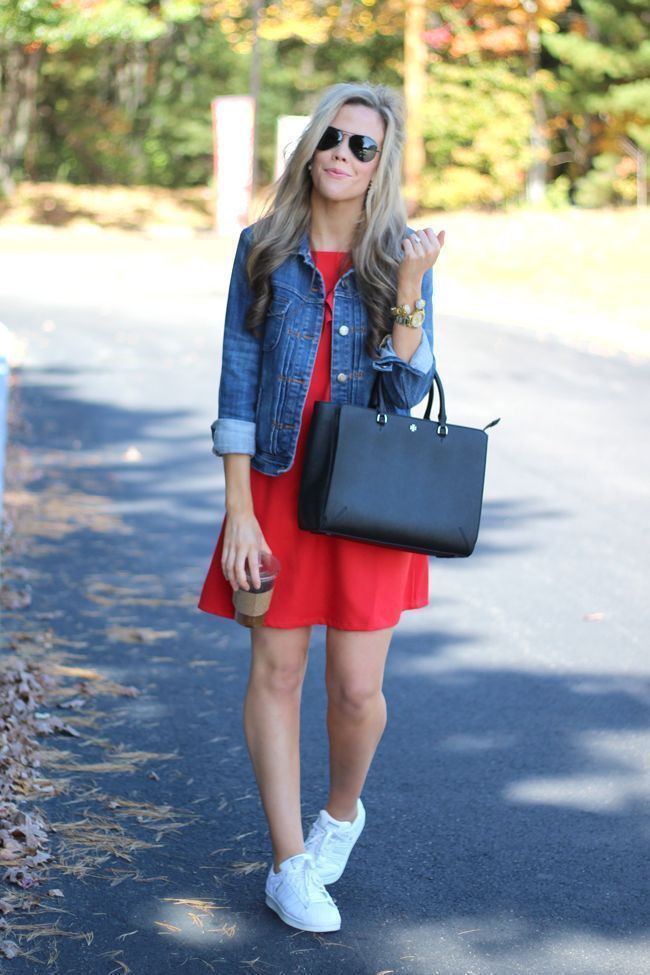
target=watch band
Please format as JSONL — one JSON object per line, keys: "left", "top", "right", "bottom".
{"left": 390, "top": 298, "right": 425, "bottom": 328}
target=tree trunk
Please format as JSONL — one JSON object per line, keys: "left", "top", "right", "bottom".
{"left": 525, "top": 17, "right": 547, "bottom": 205}
{"left": 250, "top": 0, "right": 263, "bottom": 193}
{"left": 0, "top": 43, "right": 43, "bottom": 197}
{"left": 403, "top": 0, "right": 427, "bottom": 215}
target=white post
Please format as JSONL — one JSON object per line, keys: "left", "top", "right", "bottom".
{"left": 212, "top": 95, "right": 255, "bottom": 236}
{"left": 275, "top": 115, "right": 310, "bottom": 182}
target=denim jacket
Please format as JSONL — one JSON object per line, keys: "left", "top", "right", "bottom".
{"left": 211, "top": 223, "right": 436, "bottom": 475}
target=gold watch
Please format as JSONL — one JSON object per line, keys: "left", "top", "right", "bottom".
{"left": 390, "top": 298, "right": 425, "bottom": 328}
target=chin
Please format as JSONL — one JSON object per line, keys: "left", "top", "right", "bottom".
{"left": 315, "top": 183, "right": 364, "bottom": 204}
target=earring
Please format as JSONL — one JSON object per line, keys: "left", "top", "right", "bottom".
{"left": 307, "top": 162, "right": 312, "bottom": 172}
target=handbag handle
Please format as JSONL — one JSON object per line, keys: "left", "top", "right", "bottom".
{"left": 370, "top": 371, "right": 448, "bottom": 435}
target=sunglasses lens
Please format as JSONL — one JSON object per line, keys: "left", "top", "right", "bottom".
{"left": 315, "top": 126, "right": 379, "bottom": 162}
{"left": 350, "top": 135, "right": 378, "bottom": 162}
{"left": 316, "top": 126, "right": 342, "bottom": 152}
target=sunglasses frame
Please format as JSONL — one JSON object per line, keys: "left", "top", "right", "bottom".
{"left": 315, "top": 125, "right": 382, "bottom": 163}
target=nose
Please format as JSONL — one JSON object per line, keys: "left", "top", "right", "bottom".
{"left": 332, "top": 134, "right": 350, "bottom": 160}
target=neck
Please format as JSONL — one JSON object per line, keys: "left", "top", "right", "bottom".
{"left": 309, "top": 189, "right": 362, "bottom": 251}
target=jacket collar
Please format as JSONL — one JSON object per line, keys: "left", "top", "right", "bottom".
{"left": 296, "top": 229, "right": 315, "bottom": 268}
{"left": 295, "top": 228, "right": 356, "bottom": 287}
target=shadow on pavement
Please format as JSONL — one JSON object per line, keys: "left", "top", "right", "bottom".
{"left": 3, "top": 366, "right": 648, "bottom": 975}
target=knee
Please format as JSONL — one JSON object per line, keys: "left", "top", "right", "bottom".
{"left": 251, "top": 659, "right": 305, "bottom": 697}
{"left": 327, "top": 680, "right": 383, "bottom": 720}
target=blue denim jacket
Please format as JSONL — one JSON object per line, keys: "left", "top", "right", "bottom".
{"left": 211, "top": 223, "right": 436, "bottom": 475}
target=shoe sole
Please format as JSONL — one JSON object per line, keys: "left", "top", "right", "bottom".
{"left": 265, "top": 893, "right": 341, "bottom": 932}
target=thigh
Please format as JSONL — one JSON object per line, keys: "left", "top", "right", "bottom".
{"left": 324, "top": 626, "right": 395, "bottom": 695}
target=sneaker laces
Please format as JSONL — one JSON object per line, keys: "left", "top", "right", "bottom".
{"left": 288, "top": 855, "right": 332, "bottom": 906}
{"left": 307, "top": 818, "right": 353, "bottom": 860}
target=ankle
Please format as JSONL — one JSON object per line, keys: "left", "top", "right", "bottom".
{"left": 273, "top": 847, "right": 307, "bottom": 873}
{"left": 324, "top": 801, "right": 358, "bottom": 824}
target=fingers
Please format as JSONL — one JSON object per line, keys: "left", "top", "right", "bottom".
{"left": 401, "top": 234, "right": 416, "bottom": 254}
{"left": 234, "top": 548, "right": 253, "bottom": 591}
{"left": 409, "top": 228, "right": 438, "bottom": 251}
{"left": 401, "top": 227, "right": 444, "bottom": 267}
{"left": 222, "top": 529, "right": 271, "bottom": 592}
{"left": 248, "top": 548, "right": 262, "bottom": 590}
{"left": 222, "top": 546, "right": 256, "bottom": 591}
{"left": 221, "top": 544, "right": 241, "bottom": 591}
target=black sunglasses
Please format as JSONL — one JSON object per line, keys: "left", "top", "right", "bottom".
{"left": 316, "top": 125, "right": 381, "bottom": 163}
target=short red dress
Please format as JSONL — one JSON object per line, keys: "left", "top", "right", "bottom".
{"left": 197, "top": 250, "right": 429, "bottom": 630}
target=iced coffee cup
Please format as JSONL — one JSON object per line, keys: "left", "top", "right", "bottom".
{"left": 232, "top": 552, "right": 281, "bottom": 628}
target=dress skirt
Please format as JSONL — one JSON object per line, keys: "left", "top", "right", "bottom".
{"left": 197, "top": 250, "right": 429, "bottom": 631}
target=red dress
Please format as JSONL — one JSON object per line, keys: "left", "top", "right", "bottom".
{"left": 197, "top": 250, "right": 429, "bottom": 630}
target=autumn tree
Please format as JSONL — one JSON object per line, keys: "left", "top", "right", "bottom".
{"left": 543, "top": 0, "right": 649, "bottom": 205}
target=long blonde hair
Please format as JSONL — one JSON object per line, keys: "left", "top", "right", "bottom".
{"left": 245, "top": 81, "right": 408, "bottom": 357}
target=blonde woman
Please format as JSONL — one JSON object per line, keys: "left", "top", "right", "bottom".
{"left": 199, "top": 81, "right": 445, "bottom": 932}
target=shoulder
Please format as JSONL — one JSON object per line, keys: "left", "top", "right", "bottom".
{"left": 237, "top": 223, "right": 255, "bottom": 251}
{"left": 241, "top": 216, "right": 274, "bottom": 243}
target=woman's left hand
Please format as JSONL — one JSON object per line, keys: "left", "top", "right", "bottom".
{"left": 399, "top": 227, "right": 445, "bottom": 281}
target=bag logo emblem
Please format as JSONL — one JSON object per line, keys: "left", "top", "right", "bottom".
{"left": 409, "top": 423, "right": 417, "bottom": 432}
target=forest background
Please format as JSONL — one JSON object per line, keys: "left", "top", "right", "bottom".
{"left": 0, "top": 0, "right": 648, "bottom": 212}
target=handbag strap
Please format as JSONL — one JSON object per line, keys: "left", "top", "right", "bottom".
{"left": 370, "top": 370, "right": 501, "bottom": 435}
{"left": 369, "top": 371, "right": 448, "bottom": 432}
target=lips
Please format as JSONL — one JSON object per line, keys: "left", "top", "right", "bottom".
{"left": 325, "top": 168, "right": 350, "bottom": 178}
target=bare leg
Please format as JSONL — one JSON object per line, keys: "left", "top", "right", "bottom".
{"left": 243, "top": 624, "right": 311, "bottom": 872}
{"left": 323, "top": 626, "right": 394, "bottom": 822}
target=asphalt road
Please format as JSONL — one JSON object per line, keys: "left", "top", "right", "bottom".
{"left": 1, "top": 231, "right": 649, "bottom": 975}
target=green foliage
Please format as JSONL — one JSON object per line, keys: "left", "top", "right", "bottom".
{"left": 543, "top": 0, "right": 650, "bottom": 189}
{"left": 544, "top": 173, "right": 572, "bottom": 207}
{"left": 574, "top": 151, "right": 639, "bottom": 205}
{"left": 0, "top": 0, "right": 647, "bottom": 206}
{"left": 0, "top": 0, "right": 168, "bottom": 46}
{"left": 24, "top": 18, "right": 248, "bottom": 186}
{"left": 421, "top": 62, "right": 533, "bottom": 209}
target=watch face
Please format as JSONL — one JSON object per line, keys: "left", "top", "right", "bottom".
{"left": 411, "top": 309, "right": 425, "bottom": 328}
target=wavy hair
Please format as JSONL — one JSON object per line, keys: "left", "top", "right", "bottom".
{"left": 244, "top": 81, "right": 408, "bottom": 357}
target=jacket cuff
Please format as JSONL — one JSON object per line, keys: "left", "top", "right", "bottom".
{"left": 211, "top": 417, "right": 256, "bottom": 456}
{"left": 373, "top": 331, "right": 434, "bottom": 377}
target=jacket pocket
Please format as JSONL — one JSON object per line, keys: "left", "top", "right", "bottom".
{"left": 262, "top": 295, "right": 291, "bottom": 351}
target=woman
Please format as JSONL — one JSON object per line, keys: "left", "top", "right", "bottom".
{"left": 198, "top": 81, "right": 444, "bottom": 932}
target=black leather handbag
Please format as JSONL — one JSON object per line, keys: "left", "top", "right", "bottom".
{"left": 298, "top": 371, "right": 500, "bottom": 558}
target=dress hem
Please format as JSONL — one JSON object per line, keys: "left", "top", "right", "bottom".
{"left": 196, "top": 599, "right": 429, "bottom": 631}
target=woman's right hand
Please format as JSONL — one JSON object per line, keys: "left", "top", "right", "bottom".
{"left": 221, "top": 505, "right": 271, "bottom": 592}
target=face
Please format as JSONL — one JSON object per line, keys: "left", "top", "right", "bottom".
{"left": 310, "top": 103, "right": 385, "bottom": 205}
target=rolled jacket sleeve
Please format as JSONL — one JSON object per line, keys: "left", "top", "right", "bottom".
{"left": 211, "top": 227, "right": 262, "bottom": 457}
{"left": 371, "top": 264, "right": 436, "bottom": 409}
{"left": 211, "top": 417, "right": 256, "bottom": 457}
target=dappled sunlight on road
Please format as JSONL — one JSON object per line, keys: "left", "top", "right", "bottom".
{"left": 392, "top": 918, "right": 650, "bottom": 975}
{"left": 505, "top": 729, "right": 650, "bottom": 813}
{"left": 150, "top": 894, "right": 240, "bottom": 945}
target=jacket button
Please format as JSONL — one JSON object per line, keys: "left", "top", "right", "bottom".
{"left": 338, "top": 325, "right": 349, "bottom": 336}
{"left": 336, "top": 372, "right": 347, "bottom": 383}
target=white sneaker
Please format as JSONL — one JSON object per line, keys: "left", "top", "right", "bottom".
{"left": 304, "top": 798, "right": 366, "bottom": 884}
{"left": 264, "top": 852, "right": 341, "bottom": 932}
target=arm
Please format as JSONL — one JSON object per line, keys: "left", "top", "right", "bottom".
{"left": 211, "top": 229, "right": 271, "bottom": 591}
{"left": 371, "top": 227, "right": 445, "bottom": 409}
{"left": 211, "top": 227, "right": 262, "bottom": 457}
